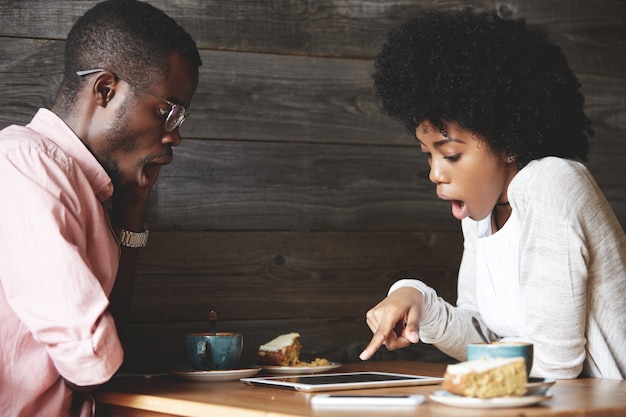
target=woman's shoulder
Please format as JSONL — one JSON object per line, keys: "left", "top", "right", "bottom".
{"left": 519, "top": 156, "right": 589, "bottom": 180}
{"left": 509, "top": 157, "right": 614, "bottom": 222}
{"left": 511, "top": 157, "right": 606, "bottom": 213}
{"left": 511, "top": 157, "right": 594, "bottom": 198}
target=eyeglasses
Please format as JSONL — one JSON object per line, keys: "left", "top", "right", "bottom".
{"left": 76, "top": 69, "right": 189, "bottom": 132}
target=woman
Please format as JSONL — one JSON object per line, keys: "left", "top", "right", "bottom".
{"left": 359, "top": 9, "right": 625, "bottom": 379}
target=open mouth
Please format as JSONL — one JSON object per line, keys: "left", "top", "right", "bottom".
{"left": 137, "top": 161, "right": 167, "bottom": 187}
{"left": 450, "top": 200, "right": 468, "bottom": 220}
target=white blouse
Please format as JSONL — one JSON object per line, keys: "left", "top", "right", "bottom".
{"left": 388, "top": 158, "right": 626, "bottom": 379}
{"left": 475, "top": 211, "right": 525, "bottom": 338}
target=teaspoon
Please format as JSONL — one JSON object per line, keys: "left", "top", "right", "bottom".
{"left": 471, "top": 316, "right": 491, "bottom": 344}
{"left": 209, "top": 310, "right": 217, "bottom": 335}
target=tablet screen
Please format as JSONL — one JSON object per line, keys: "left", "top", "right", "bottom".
{"left": 240, "top": 371, "right": 443, "bottom": 392}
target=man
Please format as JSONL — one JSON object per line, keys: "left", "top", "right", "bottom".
{"left": 0, "top": 1, "right": 202, "bottom": 415}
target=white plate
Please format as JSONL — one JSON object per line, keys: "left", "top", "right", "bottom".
{"left": 171, "top": 367, "right": 261, "bottom": 382}
{"left": 261, "top": 362, "right": 342, "bottom": 375}
{"left": 429, "top": 390, "right": 552, "bottom": 409}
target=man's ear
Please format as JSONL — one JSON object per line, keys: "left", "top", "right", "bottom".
{"left": 93, "top": 72, "right": 117, "bottom": 107}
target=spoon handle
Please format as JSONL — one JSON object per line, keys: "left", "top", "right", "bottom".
{"left": 471, "top": 316, "right": 491, "bottom": 344}
{"left": 209, "top": 310, "right": 217, "bottom": 335}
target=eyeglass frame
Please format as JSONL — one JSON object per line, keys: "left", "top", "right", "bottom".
{"left": 76, "top": 68, "right": 189, "bottom": 132}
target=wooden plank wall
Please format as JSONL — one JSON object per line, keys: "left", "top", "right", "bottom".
{"left": 1, "top": 0, "right": 624, "bottom": 372}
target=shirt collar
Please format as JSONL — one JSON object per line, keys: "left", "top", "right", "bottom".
{"left": 26, "top": 108, "right": 114, "bottom": 202}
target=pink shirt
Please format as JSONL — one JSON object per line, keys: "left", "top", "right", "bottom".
{"left": 0, "top": 109, "right": 123, "bottom": 417}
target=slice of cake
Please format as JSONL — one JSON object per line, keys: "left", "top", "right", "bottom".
{"left": 442, "top": 357, "right": 528, "bottom": 398}
{"left": 257, "top": 332, "right": 302, "bottom": 366}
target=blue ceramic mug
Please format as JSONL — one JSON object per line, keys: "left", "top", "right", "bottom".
{"left": 467, "top": 342, "right": 534, "bottom": 375}
{"left": 184, "top": 332, "right": 243, "bottom": 370}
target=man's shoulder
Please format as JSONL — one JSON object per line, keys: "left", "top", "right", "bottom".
{"left": 0, "top": 121, "right": 73, "bottom": 174}
{"left": 0, "top": 123, "right": 32, "bottom": 141}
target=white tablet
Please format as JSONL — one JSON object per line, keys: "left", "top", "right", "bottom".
{"left": 240, "top": 371, "right": 443, "bottom": 392}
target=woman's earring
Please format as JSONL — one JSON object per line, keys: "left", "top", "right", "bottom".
{"left": 506, "top": 155, "right": 515, "bottom": 163}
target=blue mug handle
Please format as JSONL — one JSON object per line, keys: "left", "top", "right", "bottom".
{"left": 197, "top": 341, "right": 213, "bottom": 368}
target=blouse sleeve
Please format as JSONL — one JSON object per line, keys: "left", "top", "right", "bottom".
{"left": 389, "top": 218, "right": 494, "bottom": 361}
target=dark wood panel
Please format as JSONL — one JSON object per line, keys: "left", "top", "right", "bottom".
{"left": 189, "top": 49, "right": 410, "bottom": 144}
{"left": 149, "top": 139, "right": 460, "bottom": 231}
{"left": 149, "top": 138, "right": 625, "bottom": 231}
{"left": 1, "top": 40, "right": 623, "bottom": 148}
{"left": 121, "top": 55, "right": 626, "bottom": 146}
{"left": 0, "top": 38, "right": 62, "bottom": 125}
{"left": 124, "top": 229, "right": 461, "bottom": 370}
{"left": 585, "top": 125, "right": 626, "bottom": 217}
{"left": 1, "top": 0, "right": 624, "bottom": 74}
{"left": 580, "top": 74, "right": 626, "bottom": 140}
{"left": 130, "top": 230, "right": 463, "bottom": 322}
{"left": 119, "top": 318, "right": 456, "bottom": 373}
{"left": 3, "top": 41, "right": 620, "bottom": 227}
{"left": 0, "top": 38, "right": 409, "bottom": 144}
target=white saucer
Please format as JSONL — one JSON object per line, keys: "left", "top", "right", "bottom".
{"left": 526, "top": 377, "right": 556, "bottom": 395}
{"left": 171, "top": 367, "right": 261, "bottom": 382}
{"left": 429, "top": 390, "right": 552, "bottom": 409}
{"left": 261, "top": 362, "right": 342, "bottom": 375}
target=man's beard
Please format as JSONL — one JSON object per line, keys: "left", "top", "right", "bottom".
{"left": 102, "top": 98, "right": 137, "bottom": 191}
{"left": 104, "top": 159, "right": 125, "bottom": 191}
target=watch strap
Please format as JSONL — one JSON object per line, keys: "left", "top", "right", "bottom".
{"left": 116, "top": 225, "right": 149, "bottom": 248}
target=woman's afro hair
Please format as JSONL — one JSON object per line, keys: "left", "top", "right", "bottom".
{"left": 373, "top": 8, "right": 592, "bottom": 166}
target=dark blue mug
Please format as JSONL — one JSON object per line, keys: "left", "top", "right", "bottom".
{"left": 184, "top": 332, "right": 243, "bottom": 370}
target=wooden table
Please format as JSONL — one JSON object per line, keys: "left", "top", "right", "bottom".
{"left": 94, "top": 361, "right": 626, "bottom": 417}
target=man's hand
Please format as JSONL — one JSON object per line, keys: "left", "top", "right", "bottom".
{"left": 108, "top": 165, "right": 161, "bottom": 330}
{"left": 111, "top": 165, "right": 161, "bottom": 231}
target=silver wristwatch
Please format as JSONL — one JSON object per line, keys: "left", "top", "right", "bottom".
{"left": 116, "top": 225, "right": 149, "bottom": 248}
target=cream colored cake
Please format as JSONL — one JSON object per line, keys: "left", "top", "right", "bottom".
{"left": 442, "top": 357, "right": 528, "bottom": 398}
{"left": 256, "top": 332, "right": 302, "bottom": 366}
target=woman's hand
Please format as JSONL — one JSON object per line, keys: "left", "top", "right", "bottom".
{"left": 359, "top": 286, "right": 424, "bottom": 360}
